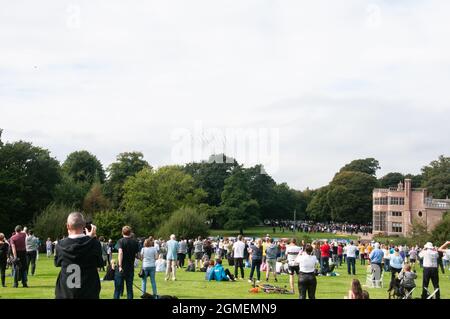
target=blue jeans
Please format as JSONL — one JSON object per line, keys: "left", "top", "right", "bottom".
{"left": 114, "top": 269, "right": 134, "bottom": 299}
{"left": 320, "top": 257, "right": 329, "bottom": 275}
{"left": 347, "top": 257, "right": 356, "bottom": 275}
{"left": 249, "top": 260, "right": 262, "bottom": 281}
{"left": 142, "top": 267, "right": 157, "bottom": 296}
{"left": 384, "top": 259, "right": 390, "bottom": 272}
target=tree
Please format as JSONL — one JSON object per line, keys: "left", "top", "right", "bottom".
{"left": 421, "top": 155, "right": 450, "bottom": 199}
{"left": 62, "top": 150, "right": 105, "bottom": 185}
{"left": 122, "top": 166, "right": 206, "bottom": 235}
{"left": 0, "top": 140, "right": 61, "bottom": 231}
{"left": 184, "top": 154, "right": 238, "bottom": 207}
{"left": 379, "top": 172, "right": 405, "bottom": 188}
{"left": 52, "top": 172, "right": 91, "bottom": 209}
{"left": 105, "top": 152, "right": 151, "bottom": 208}
{"left": 306, "top": 186, "right": 331, "bottom": 221}
{"left": 404, "top": 174, "right": 423, "bottom": 188}
{"left": 327, "top": 171, "right": 378, "bottom": 223}
{"left": 93, "top": 210, "right": 128, "bottom": 240}
{"left": 430, "top": 212, "right": 450, "bottom": 244}
{"left": 339, "top": 158, "right": 380, "bottom": 176}
{"left": 82, "top": 183, "right": 111, "bottom": 216}
{"left": 220, "top": 167, "right": 260, "bottom": 233}
{"left": 270, "top": 183, "right": 305, "bottom": 220}
{"left": 33, "top": 204, "right": 72, "bottom": 241}
{"left": 244, "top": 165, "right": 277, "bottom": 220}
{"left": 157, "top": 207, "right": 210, "bottom": 239}
{"left": 0, "top": 128, "right": 3, "bottom": 147}
{"left": 407, "top": 220, "right": 430, "bottom": 247}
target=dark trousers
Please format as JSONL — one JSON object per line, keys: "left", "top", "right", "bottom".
{"left": 390, "top": 267, "right": 401, "bottom": 285}
{"left": 177, "top": 253, "right": 186, "bottom": 268}
{"left": 224, "top": 269, "right": 234, "bottom": 281}
{"left": 114, "top": 270, "right": 134, "bottom": 299}
{"left": 14, "top": 251, "right": 28, "bottom": 287}
{"left": 249, "top": 260, "right": 262, "bottom": 281}
{"left": 320, "top": 257, "right": 329, "bottom": 274}
{"left": 0, "top": 258, "right": 6, "bottom": 286}
{"left": 234, "top": 258, "right": 244, "bottom": 279}
{"left": 360, "top": 254, "right": 366, "bottom": 265}
{"left": 422, "top": 267, "right": 440, "bottom": 299}
{"left": 298, "top": 272, "right": 317, "bottom": 299}
{"left": 26, "top": 250, "right": 37, "bottom": 275}
{"left": 438, "top": 259, "right": 445, "bottom": 274}
{"left": 338, "top": 255, "right": 343, "bottom": 266}
{"left": 347, "top": 257, "right": 356, "bottom": 275}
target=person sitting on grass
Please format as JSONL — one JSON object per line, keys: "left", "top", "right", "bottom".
{"left": 398, "top": 263, "right": 417, "bottom": 295}
{"left": 208, "top": 259, "right": 235, "bottom": 282}
{"left": 155, "top": 255, "right": 166, "bottom": 272}
{"left": 348, "top": 279, "right": 368, "bottom": 299}
{"left": 205, "top": 260, "right": 215, "bottom": 280}
{"left": 186, "top": 259, "right": 195, "bottom": 272}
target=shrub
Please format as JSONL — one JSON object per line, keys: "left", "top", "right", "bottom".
{"left": 33, "top": 204, "right": 73, "bottom": 241}
{"left": 157, "top": 206, "right": 209, "bottom": 239}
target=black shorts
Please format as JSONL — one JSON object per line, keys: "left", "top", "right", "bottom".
{"left": 195, "top": 252, "right": 203, "bottom": 260}
{"left": 288, "top": 265, "right": 299, "bottom": 275}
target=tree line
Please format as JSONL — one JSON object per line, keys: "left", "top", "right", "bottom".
{"left": 0, "top": 128, "right": 448, "bottom": 240}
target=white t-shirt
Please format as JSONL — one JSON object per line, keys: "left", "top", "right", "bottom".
{"left": 419, "top": 249, "right": 438, "bottom": 268}
{"left": 232, "top": 241, "right": 246, "bottom": 258}
{"left": 295, "top": 253, "right": 319, "bottom": 273}
{"left": 346, "top": 245, "right": 357, "bottom": 258}
{"left": 286, "top": 245, "right": 302, "bottom": 266}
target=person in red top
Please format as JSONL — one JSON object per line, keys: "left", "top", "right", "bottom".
{"left": 9, "top": 225, "right": 28, "bottom": 288}
{"left": 320, "top": 240, "right": 330, "bottom": 275}
{"left": 337, "top": 244, "right": 344, "bottom": 266}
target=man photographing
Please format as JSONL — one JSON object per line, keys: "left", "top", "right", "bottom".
{"left": 54, "top": 212, "right": 103, "bottom": 299}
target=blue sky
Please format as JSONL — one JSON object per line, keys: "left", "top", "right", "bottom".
{"left": 1, "top": 0, "right": 449, "bottom": 189}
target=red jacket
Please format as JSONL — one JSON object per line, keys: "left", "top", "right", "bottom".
{"left": 320, "top": 244, "right": 330, "bottom": 257}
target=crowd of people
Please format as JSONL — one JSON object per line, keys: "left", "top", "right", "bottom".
{"left": 0, "top": 212, "right": 449, "bottom": 300}
{"left": 266, "top": 220, "right": 372, "bottom": 236}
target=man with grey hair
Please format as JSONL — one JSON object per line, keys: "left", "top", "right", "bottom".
{"left": 54, "top": 212, "right": 103, "bottom": 299}
{"left": 165, "top": 234, "right": 179, "bottom": 281}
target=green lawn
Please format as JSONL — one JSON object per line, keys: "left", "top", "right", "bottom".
{"left": 0, "top": 254, "right": 448, "bottom": 299}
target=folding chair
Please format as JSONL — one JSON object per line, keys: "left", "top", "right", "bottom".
{"left": 403, "top": 287, "right": 415, "bottom": 299}
{"left": 425, "top": 287, "right": 439, "bottom": 299}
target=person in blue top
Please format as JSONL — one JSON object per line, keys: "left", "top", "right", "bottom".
{"left": 208, "top": 259, "right": 235, "bottom": 281}
{"left": 369, "top": 243, "right": 384, "bottom": 284}
{"left": 389, "top": 248, "right": 404, "bottom": 286}
{"left": 165, "top": 234, "right": 179, "bottom": 281}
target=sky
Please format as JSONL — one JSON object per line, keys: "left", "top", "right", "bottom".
{"left": 1, "top": 0, "right": 450, "bottom": 190}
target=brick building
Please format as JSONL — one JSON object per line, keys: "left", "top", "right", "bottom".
{"left": 372, "top": 179, "right": 450, "bottom": 237}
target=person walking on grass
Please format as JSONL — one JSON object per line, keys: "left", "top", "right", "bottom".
{"left": 165, "top": 234, "right": 179, "bottom": 281}
{"left": 265, "top": 238, "right": 278, "bottom": 282}
{"left": 10, "top": 225, "right": 28, "bottom": 288}
{"left": 115, "top": 226, "right": 139, "bottom": 299}
{"left": 177, "top": 237, "right": 187, "bottom": 269}
{"left": 0, "top": 233, "right": 9, "bottom": 287}
{"left": 248, "top": 239, "right": 263, "bottom": 283}
{"left": 140, "top": 238, "right": 158, "bottom": 297}
{"left": 25, "top": 230, "right": 39, "bottom": 276}
{"left": 346, "top": 241, "right": 357, "bottom": 275}
{"left": 295, "top": 244, "right": 319, "bottom": 299}
{"left": 55, "top": 212, "right": 103, "bottom": 299}
{"left": 46, "top": 238, "right": 52, "bottom": 258}
{"left": 194, "top": 236, "right": 204, "bottom": 269}
{"left": 320, "top": 240, "right": 330, "bottom": 275}
{"left": 233, "top": 235, "right": 246, "bottom": 280}
{"left": 286, "top": 238, "right": 302, "bottom": 293}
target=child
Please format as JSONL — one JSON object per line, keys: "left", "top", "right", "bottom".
{"left": 186, "top": 259, "right": 195, "bottom": 272}
{"left": 205, "top": 260, "right": 215, "bottom": 280}
{"left": 398, "top": 264, "right": 417, "bottom": 295}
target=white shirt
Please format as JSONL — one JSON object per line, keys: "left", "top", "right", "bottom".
{"left": 295, "top": 253, "right": 318, "bottom": 273}
{"left": 419, "top": 249, "right": 438, "bottom": 268}
{"left": 232, "top": 241, "right": 246, "bottom": 258}
{"left": 346, "top": 245, "right": 357, "bottom": 258}
{"left": 286, "top": 245, "right": 302, "bottom": 266}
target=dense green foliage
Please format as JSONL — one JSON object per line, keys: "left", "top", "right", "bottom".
{"left": 62, "top": 150, "right": 106, "bottom": 184}
{"left": 421, "top": 155, "right": 450, "bottom": 199}
{"left": 93, "top": 210, "right": 128, "bottom": 240}
{"left": 33, "top": 204, "right": 73, "bottom": 241}
{"left": 157, "top": 207, "right": 210, "bottom": 239}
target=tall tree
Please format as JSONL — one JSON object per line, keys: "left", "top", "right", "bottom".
{"left": 339, "top": 158, "right": 380, "bottom": 176}
{"left": 52, "top": 172, "right": 91, "bottom": 209}
{"left": 122, "top": 166, "right": 206, "bottom": 235}
{"left": 83, "top": 183, "right": 111, "bottom": 216}
{"left": 62, "top": 150, "right": 105, "bottom": 185}
{"left": 244, "top": 165, "right": 277, "bottom": 220}
{"left": 105, "top": 152, "right": 151, "bottom": 208}
{"left": 327, "top": 171, "right": 378, "bottom": 223}
{"left": 421, "top": 155, "right": 450, "bottom": 199}
{"left": 220, "top": 166, "right": 260, "bottom": 233}
{"left": 184, "top": 154, "right": 238, "bottom": 207}
{"left": 379, "top": 172, "right": 405, "bottom": 188}
{"left": 306, "top": 186, "right": 331, "bottom": 221}
{"left": 0, "top": 140, "right": 61, "bottom": 231}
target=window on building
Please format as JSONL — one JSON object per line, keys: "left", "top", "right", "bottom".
{"left": 373, "top": 211, "right": 387, "bottom": 231}
{"left": 391, "top": 211, "right": 402, "bottom": 217}
{"left": 392, "top": 222, "right": 402, "bottom": 233}
{"left": 389, "top": 197, "right": 404, "bottom": 205}
{"left": 374, "top": 197, "right": 388, "bottom": 205}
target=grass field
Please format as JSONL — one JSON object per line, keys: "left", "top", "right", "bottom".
{"left": 0, "top": 253, "right": 448, "bottom": 299}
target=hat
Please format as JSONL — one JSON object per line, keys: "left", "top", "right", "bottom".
{"left": 424, "top": 242, "right": 434, "bottom": 249}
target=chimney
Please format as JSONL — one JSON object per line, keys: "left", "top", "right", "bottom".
{"left": 397, "top": 181, "right": 403, "bottom": 191}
